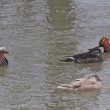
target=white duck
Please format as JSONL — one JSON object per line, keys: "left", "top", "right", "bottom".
{"left": 57, "top": 74, "right": 102, "bottom": 91}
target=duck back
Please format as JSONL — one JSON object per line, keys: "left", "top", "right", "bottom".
{"left": 61, "top": 46, "right": 104, "bottom": 63}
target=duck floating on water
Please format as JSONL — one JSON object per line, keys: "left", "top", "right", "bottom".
{"left": 61, "top": 46, "right": 104, "bottom": 63}
{"left": 0, "top": 47, "right": 9, "bottom": 66}
{"left": 57, "top": 74, "right": 102, "bottom": 91}
{"left": 61, "top": 37, "right": 110, "bottom": 63}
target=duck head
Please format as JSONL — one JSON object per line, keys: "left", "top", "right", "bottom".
{"left": 87, "top": 74, "right": 102, "bottom": 81}
{"left": 0, "top": 47, "right": 9, "bottom": 54}
{"left": 99, "top": 37, "right": 110, "bottom": 52}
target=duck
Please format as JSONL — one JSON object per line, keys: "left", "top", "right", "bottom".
{"left": 0, "top": 47, "right": 9, "bottom": 66}
{"left": 57, "top": 74, "right": 102, "bottom": 91}
{"left": 99, "top": 36, "right": 110, "bottom": 52}
{"left": 61, "top": 46, "right": 104, "bottom": 63}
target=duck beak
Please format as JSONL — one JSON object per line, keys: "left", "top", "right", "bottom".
{"left": 99, "top": 79, "right": 102, "bottom": 81}
{"left": 97, "top": 77, "right": 102, "bottom": 81}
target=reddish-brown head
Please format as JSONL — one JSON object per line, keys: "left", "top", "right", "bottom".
{"left": 99, "top": 37, "right": 110, "bottom": 52}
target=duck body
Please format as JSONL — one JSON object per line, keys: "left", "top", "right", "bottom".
{"left": 62, "top": 46, "right": 104, "bottom": 63}
{"left": 57, "top": 74, "right": 102, "bottom": 91}
{"left": 0, "top": 57, "right": 8, "bottom": 66}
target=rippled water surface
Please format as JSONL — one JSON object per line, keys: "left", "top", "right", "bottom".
{"left": 0, "top": 0, "right": 110, "bottom": 110}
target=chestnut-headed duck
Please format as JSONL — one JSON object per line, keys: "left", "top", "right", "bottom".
{"left": 57, "top": 74, "right": 102, "bottom": 91}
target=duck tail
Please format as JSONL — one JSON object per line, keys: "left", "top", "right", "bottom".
{"left": 60, "top": 56, "right": 76, "bottom": 62}
{"left": 57, "top": 84, "right": 72, "bottom": 90}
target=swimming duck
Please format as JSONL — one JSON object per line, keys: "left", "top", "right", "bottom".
{"left": 57, "top": 74, "right": 102, "bottom": 91}
{"left": 0, "top": 47, "right": 9, "bottom": 66}
{"left": 61, "top": 46, "right": 104, "bottom": 63}
{"left": 99, "top": 36, "right": 110, "bottom": 52}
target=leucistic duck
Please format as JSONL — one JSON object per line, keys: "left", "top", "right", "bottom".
{"left": 0, "top": 47, "right": 9, "bottom": 66}
{"left": 99, "top": 37, "right": 110, "bottom": 52}
{"left": 61, "top": 46, "right": 104, "bottom": 63}
{"left": 57, "top": 74, "right": 102, "bottom": 91}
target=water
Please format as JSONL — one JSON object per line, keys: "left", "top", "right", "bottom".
{"left": 0, "top": 0, "right": 110, "bottom": 110}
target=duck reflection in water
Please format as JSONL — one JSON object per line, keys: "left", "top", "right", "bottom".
{"left": 57, "top": 74, "right": 102, "bottom": 91}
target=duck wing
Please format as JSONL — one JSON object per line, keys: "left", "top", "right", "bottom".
{"left": 61, "top": 52, "right": 90, "bottom": 62}
{"left": 61, "top": 51, "right": 103, "bottom": 63}
{"left": 61, "top": 46, "right": 104, "bottom": 63}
